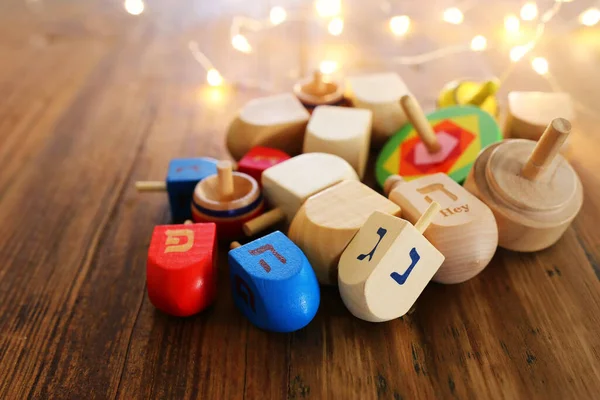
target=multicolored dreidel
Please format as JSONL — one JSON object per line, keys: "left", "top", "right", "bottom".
{"left": 229, "top": 231, "right": 320, "bottom": 332}
{"left": 147, "top": 221, "right": 217, "bottom": 317}
{"left": 226, "top": 93, "right": 310, "bottom": 160}
{"left": 375, "top": 95, "right": 502, "bottom": 188}
{"left": 135, "top": 157, "right": 218, "bottom": 222}
{"left": 338, "top": 204, "right": 445, "bottom": 322}
{"left": 288, "top": 180, "right": 401, "bottom": 285}
{"left": 192, "top": 161, "right": 264, "bottom": 239}
{"left": 437, "top": 79, "right": 500, "bottom": 117}
{"left": 384, "top": 173, "right": 498, "bottom": 284}
{"left": 464, "top": 118, "right": 583, "bottom": 252}
{"left": 243, "top": 153, "right": 359, "bottom": 237}
{"left": 236, "top": 146, "right": 290, "bottom": 184}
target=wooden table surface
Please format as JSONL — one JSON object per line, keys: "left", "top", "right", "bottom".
{"left": 1, "top": 0, "right": 600, "bottom": 398}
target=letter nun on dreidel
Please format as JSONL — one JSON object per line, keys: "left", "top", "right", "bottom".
{"left": 338, "top": 202, "right": 445, "bottom": 322}
{"left": 228, "top": 231, "right": 320, "bottom": 333}
{"left": 384, "top": 172, "right": 498, "bottom": 284}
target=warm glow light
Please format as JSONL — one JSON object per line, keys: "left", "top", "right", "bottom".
{"left": 270, "top": 6, "right": 287, "bottom": 25}
{"left": 579, "top": 8, "right": 600, "bottom": 26}
{"left": 504, "top": 15, "right": 520, "bottom": 33}
{"left": 510, "top": 45, "right": 529, "bottom": 62}
{"left": 316, "top": 0, "right": 341, "bottom": 17}
{"left": 328, "top": 17, "right": 344, "bottom": 35}
{"left": 443, "top": 8, "right": 464, "bottom": 24}
{"left": 124, "top": 0, "right": 144, "bottom": 15}
{"left": 232, "top": 34, "right": 252, "bottom": 53}
{"left": 531, "top": 57, "right": 549, "bottom": 75}
{"left": 319, "top": 60, "right": 338, "bottom": 74}
{"left": 470, "top": 35, "right": 487, "bottom": 51}
{"left": 206, "top": 68, "right": 223, "bottom": 87}
{"left": 520, "top": 2, "right": 538, "bottom": 21}
{"left": 390, "top": 15, "right": 410, "bottom": 36}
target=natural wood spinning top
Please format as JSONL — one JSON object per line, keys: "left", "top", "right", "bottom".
{"left": 293, "top": 70, "right": 344, "bottom": 107}
{"left": 464, "top": 118, "right": 583, "bottom": 252}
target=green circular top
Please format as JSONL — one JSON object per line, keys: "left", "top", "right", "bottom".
{"left": 375, "top": 105, "right": 502, "bottom": 187}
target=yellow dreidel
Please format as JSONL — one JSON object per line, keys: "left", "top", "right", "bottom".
{"left": 437, "top": 79, "right": 500, "bottom": 117}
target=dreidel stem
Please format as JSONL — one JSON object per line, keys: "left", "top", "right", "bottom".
{"left": 400, "top": 95, "right": 441, "bottom": 154}
{"left": 135, "top": 181, "right": 167, "bottom": 191}
{"left": 230, "top": 241, "right": 242, "bottom": 250}
{"left": 243, "top": 208, "right": 286, "bottom": 237}
{"left": 466, "top": 80, "right": 499, "bottom": 106}
{"left": 217, "top": 161, "right": 235, "bottom": 200}
{"left": 521, "top": 118, "right": 571, "bottom": 181}
{"left": 414, "top": 201, "right": 441, "bottom": 234}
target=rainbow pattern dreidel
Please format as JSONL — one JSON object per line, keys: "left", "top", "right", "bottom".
{"left": 136, "top": 157, "right": 218, "bottom": 222}
{"left": 229, "top": 231, "right": 320, "bottom": 333}
{"left": 464, "top": 118, "right": 583, "bottom": 252}
{"left": 338, "top": 204, "right": 445, "bottom": 322}
{"left": 437, "top": 79, "right": 500, "bottom": 117}
{"left": 375, "top": 95, "right": 502, "bottom": 188}
{"left": 191, "top": 161, "right": 264, "bottom": 239}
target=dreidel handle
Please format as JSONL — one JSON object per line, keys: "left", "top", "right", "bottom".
{"left": 243, "top": 208, "right": 286, "bottom": 237}
{"left": 135, "top": 181, "right": 167, "bottom": 191}
{"left": 466, "top": 80, "right": 499, "bottom": 106}
{"left": 400, "top": 95, "right": 441, "bottom": 154}
{"left": 521, "top": 118, "right": 571, "bottom": 181}
{"left": 414, "top": 201, "right": 441, "bottom": 234}
{"left": 217, "top": 161, "right": 235, "bottom": 200}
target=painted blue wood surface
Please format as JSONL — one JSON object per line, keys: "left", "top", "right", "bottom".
{"left": 166, "top": 157, "right": 218, "bottom": 222}
{"left": 228, "top": 231, "right": 320, "bottom": 333}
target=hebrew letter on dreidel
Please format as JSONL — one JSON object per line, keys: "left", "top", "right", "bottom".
{"left": 248, "top": 244, "right": 287, "bottom": 273}
{"left": 357, "top": 227, "right": 387, "bottom": 262}
{"left": 390, "top": 248, "right": 420, "bottom": 285}
{"left": 175, "top": 165, "right": 200, "bottom": 173}
{"left": 235, "top": 275, "right": 256, "bottom": 312}
{"left": 164, "top": 229, "right": 194, "bottom": 253}
{"left": 417, "top": 183, "right": 458, "bottom": 204}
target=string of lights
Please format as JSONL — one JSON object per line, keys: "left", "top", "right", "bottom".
{"left": 182, "top": 0, "right": 599, "bottom": 94}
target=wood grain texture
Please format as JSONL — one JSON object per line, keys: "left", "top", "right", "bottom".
{"left": 1, "top": 1, "right": 600, "bottom": 399}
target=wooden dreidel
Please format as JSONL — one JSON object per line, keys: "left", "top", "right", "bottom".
{"left": 191, "top": 161, "right": 264, "bottom": 239}
{"left": 338, "top": 205, "right": 445, "bottom": 322}
{"left": 384, "top": 173, "right": 498, "bottom": 284}
{"left": 504, "top": 92, "right": 574, "bottom": 147}
{"left": 243, "top": 153, "right": 359, "bottom": 237}
{"left": 147, "top": 222, "right": 217, "bottom": 317}
{"left": 226, "top": 93, "right": 310, "bottom": 160}
{"left": 293, "top": 70, "right": 345, "bottom": 108}
{"left": 228, "top": 231, "right": 320, "bottom": 332}
{"left": 464, "top": 118, "right": 583, "bottom": 252}
{"left": 375, "top": 95, "right": 502, "bottom": 188}
{"left": 303, "top": 106, "right": 372, "bottom": 179}
{"left": 437, "top": 79, "right": 500, "bottom": 117}
{"left": 345, "top": 72, "right": 411, "bottom": 147}
{"left": 135, "top": 157, "right": 218, "bottom": 222}
{"left": 288, "top": 180, "right": 401, "bottom": 285}
{"left": 236, "top": 146, "right": 291, "bottom": 185}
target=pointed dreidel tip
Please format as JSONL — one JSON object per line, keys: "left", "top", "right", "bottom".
{"left": 414, "top": 201, "right": 441, "bottom": 234}
{"left": 217, "top": 160, "right": 235, "bottom": 200}
{"left": 400, "top": 95, "right": 441, "bottom": 154}
{"left": 521, "top": 118, "right": 571, "bottom": 181}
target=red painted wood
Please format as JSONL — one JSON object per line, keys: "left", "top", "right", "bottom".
{"left": 146, "top": 223, "right": 217, "bottom": 316}
{"left": 237, "top": 147, "right": 291, "bottom": 184}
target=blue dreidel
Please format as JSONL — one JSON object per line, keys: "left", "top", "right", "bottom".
{"left": 229, "top": 231, "right": 320, "bottom": 332}
{"left": 136, "top": 157, "right": 218, "bottom": 222}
